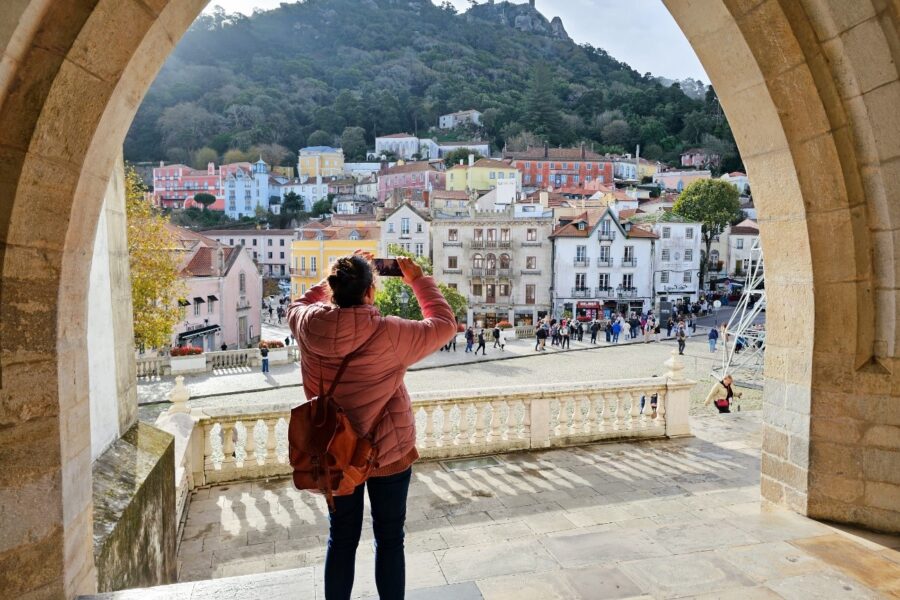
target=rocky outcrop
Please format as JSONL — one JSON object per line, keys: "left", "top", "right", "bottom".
{"left": 468, "top": 1, "right": 571, "bottom": 42}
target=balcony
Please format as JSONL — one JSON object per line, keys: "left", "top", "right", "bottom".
{"left": 573, "top": 258, "right": 590, "bottom": 268}
{"left": 597, "top": 257, "right": 613, "bottom": 268}
{"left": 520, "top": 269, "right": 542, "bottom": 276}
{"left": 498, "top": 268, "right": 511, "bottom": 278}
{"left": 484, "top": 268, "right": 498, "bottom": 277}
{"left": 470, "top": 239, "right": 486, "bottom": 249}
{"left": 621, "top": 258, "right": 637, "bottom": 268}
{"left": 596, "top": 286, "right": 614, "bottom": 297}
{"left": 442, "top": 268, "right": 462, "bottom": 275}
{"left": 236, "top": 298, "right": 253, "bottom": 311}
{"left": 520, "top": 240, "right": 542, "bottom": 247}
{"left": 617, "top": 287, "right": 639, "bottom": 298}
{"left": 598, "top": 230, "right": 616, "bottom": 241}
{"left": 498, "top": 240, "right": 512, "bottom": 249}
{"left": 443, "top": 240, "right": 463, "bottom": 247}
{"left": 571, "top": 287, "right": 593, "bottom": 298}
{"left": 471, "top": 267, "right": 485, "bottom": 277}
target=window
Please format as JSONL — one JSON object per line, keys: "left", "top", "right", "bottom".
{"left": 623, "top": 274, "right": 634, "bottom": 288}
{"left": 684, "top": 271, "right": 692, "bottom": 283}
{"left": 536, "top": 174, "right": 543, "bottom": 183}
{"left": 737, "top": 238, "right": 744, "bottom": 249}
{"left": 268, "top": 252, "right": 273, "bottom": 259}
{"left": 487, "top": 229, "right": 497, "bottom": 242}
{"left": 415, "top": 243, "right": 424, "bottom": 256}
{"left": 239, "top": 273, "right": 246, "bottom": 293}
{"left": 448, "top": 229, "right": 458, "bottom": 241}
{"left": 489, "top": 171, "right": 496, "bottom": 179}
{"left": 448, "top": 283, "right": 458, "bottom": 290}
{"left": 500, "top": 228, "right": 510, "bottom": 242}
{"left": 661, "top": 271, "right": 670, "bottom": 283}
{"left": 661, "top": 249, "right": 670, "bottom": 261}
{"left": 526, "top": 256, "right": 537, "bottom": 269}
{"left": 526, "top": 228, "right": 537, "bottom": 241}
{"left": 575, "top": 273, "right": 587, "bottom": 289}
{"left": 311, "top": 257, "right": 317, "bottom": 272}
{"left": 499, "top": 254, "right": 510, "bottom": 268}
{"left": 524, "top": 175, "right": 531, "bottom": 184}
{"left": 280, "top": 252, "right": 285, "bottom": 259}
{"left": 599, "top": 246, "right": 610, "bottom": 261}
{"left": 525, "top": 285, "right": 536, "bottom": 305}
{"left": 280, "top": 239, "right": 285, "bottom": 246}
{"left": 416, "top": 222, "right": 423, "bottom": 233}
{"left": 252, "top": 239, "right": 257, "bottom": 246}
{"left": 600, "top": 219, "right": 611, "bottom": 236}
{"left": 401, "top": 218, "right": 410, "bottom": 235}
{"left": 473, "top": 254, "right": 484, "bottom": 268}
{"left": 662, "top": 227, "right": 671, "bottom": 239}
{"left": 499, "top": 283, "right": 510, "bottom": 296}
{"left": 266, "top": 239, "right": 272, "bottom": 246}
{"left": 474, "top": 229, "right": 484, "bottom": 241}
{"left": 472, "top": 283, "right": 483, "bottom": 297}
{"left": 230, "top": 238, "right": 235, "bottom": 245}
{"left": 576, "top": 245, "right": 587, "bottom": 261}
{"left": 598, "top": 273, "right": 610, "bottom": 288}
{"left": 624, "top": 246, "right": 634, "bottom": 261}
{"left": 207, "top": 296, "right": 215, "bottom": 313}
{"left": 300, "top": 257, "right": 306, "bottom": 270}
{"left": 388, "top": 222, "right": 395, "bottom": 233}
{"left": 685, "top": 249, "right": 693, "bottom": 261}
{"left": 686, "top": 228, "right": 694, "bottom": 239}
{"left": 448, "top": 256, "right": 458, "bottom": 269}
{"left": 301, "top": 284, "right": 307, "bottom": 294}
{"left": 194, "top": 302, "right": 201, "bottom": 317}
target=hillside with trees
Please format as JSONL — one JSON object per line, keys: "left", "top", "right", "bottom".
{"left": 126, "top": 0, "right": 740, "bottom": 173}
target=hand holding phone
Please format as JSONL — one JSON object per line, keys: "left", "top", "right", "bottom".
{"left": 373, "top": 258, "right": 403, "bottom": 277}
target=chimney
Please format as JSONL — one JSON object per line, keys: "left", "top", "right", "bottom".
{"left": 208, "top": 162, "right": 215, "bottom": 175}
{"left": 216, "top": 244, "right": 226, "bottom": 277}
{"left": 543, "top": 142, "right": 549, "bottom": 159}
{"left": 539, "top": 191, "right": 549, "bottom": 208}
{"left": 581, "top": 142, "right": 586, "bottom": 159}
{"left": 468, "top": 154, "right": 475, "bottom": 167}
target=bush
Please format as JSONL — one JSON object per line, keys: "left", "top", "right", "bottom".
{"left": 260, "top": 340, "right": 285, "bottom": 349}
{"left": 171, "top": 346, "right": 202, "bottom": 356}
{"left": 496, "top": 320, "right": 513, "bottom": 329}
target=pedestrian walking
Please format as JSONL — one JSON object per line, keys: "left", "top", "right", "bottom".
{"left": 492, "top": 326, "right": 501, "bottom": 348}
{"left": 643, "top": 319, "right": 653, "bottom": 343}
{"left": 475, "top": 329, "right": 487, "bottom": 356}
{"left": 277, "top": 306, "right": 285, "bottom": 324}
{"left": 622, "top": 320, "right": 630, "bottom": 341}
{"left": 465, "top": 327, "right": 474, "bottom": 353}
{"left": 560, "top": 324, "right": 570, "bottom": 349}
{"left": 287, "top": 253, "right": 455, "bottom": 599}
{"left": 708, "top": 327, "right": 719, "bottom": 352}
{"left": 605, "top": 320, "right": 612, "bottom": 343}
{"left": 666, "top": 317, "right": 674, "bottom": 338}
{"left": 677, "top": 326, "right": 687, "bottom": 355}
{"left": 577, "top": 321, "right": 584, "bottom": 341}
{"left": 285, "top": 336, "right": 290, "bottom": 347}
{"left": 590, "top": 320, "right": 599, "bottom": 344}
{"left": 260, "top": 343, "right": 270, "bottom": 373}
{"left": 705, "top": 375, "right": 742, "bottom": 414}
{"left": 497, "top": 327, "right": 506, "bottom": 351}
{"left": 444, "top": 333, "right": 457, "bottom": 352}
{"left": 536, "top": 324, "right": 548, "bottom": 351}
{"left": 612, "top": 320, "right": 621, "bottom": 343}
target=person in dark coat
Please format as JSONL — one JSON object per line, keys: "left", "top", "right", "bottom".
{"left": 475, "top": 328, "right": 487, "bottom": 356}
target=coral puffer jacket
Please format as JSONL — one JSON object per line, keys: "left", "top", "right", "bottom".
{"left": 288, "top": 276, "right": 457, "bottom": 476}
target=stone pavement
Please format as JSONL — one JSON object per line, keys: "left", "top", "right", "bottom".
{"left": 88, "top": 411, "right": 900, "bottom": 599}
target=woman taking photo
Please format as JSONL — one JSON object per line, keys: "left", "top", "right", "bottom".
{"left": 288, "top": 253, "right": 456, "bottom": 600}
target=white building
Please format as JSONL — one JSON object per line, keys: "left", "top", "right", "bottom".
{"left": 355, "top": 176, "right": 378, "bottom": 199}
{"left": 278, "top": 177, "right": 330, "bottom": 212}
{"left": 727, "top": 219, "right": 760, "bottom": 276}
{"left": 380, "top": 203, "right": 431, "bottom": 259}
{"left": 204, "top": 228, "right": 296, "bottom": 279}
{"left": 613, "top": 159, "right": 639, "bottom": 181}
{"left": 375, "top": 134, "right": 421, "bottom": 160}
{"left": 223, "top": 159, "right": 276, "bottom": 219}
{"left": 437, "top": 141, "right": 491, "bottom": 159}
{"left": 721, "top": 171, "right": 751, "bottom": 194}
{"left": 642, "top": 217, "right": 704, "bottom": 305}
{"left": 439, "top": 109, "right": 483, "bottom": 130}
{"left": 343, "top": 162, "right": 384, "bottom": 180}
{"left": 333, "top": 196, "right": 374, "bottom": 216}
{"left": 550, "top": 209, "right": 657, "bottom": 319}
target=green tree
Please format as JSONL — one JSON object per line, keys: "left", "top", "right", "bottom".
{"left": 443, "top": 147, "right": 484, "bottom": 168}
{"left": 311, "top": 197, "right": 332, "bottom": 216}
{"left": 192, "top": 146, "right": 219, "bottom": 169}
{"left": 308, "top": 129, "right": 334, "bottom": 147}
{"left": 193, "top": 192, "right": 216, "bottom": 210}
{"left": 601, "top": 119, "right": 631, "bottom": 147}
{"left": 673, "top": 179, "right": 742, "bottom": 289}
{"left": 223, "top": 148, "right": 250, "bottom": 164}
{"left": 341, "top": 126, "right": 368, "bottom": 161}
{"left": 126, "top": 166, "right": 185, "bottom": 350}
{"left": 375, "top": 245, "right": 467, "bottom": 321}
{"left": 282, "top": 191, "right": 304, "bottom": 213}
{"left": 523, "top": 63, "right": 564, "bottom": 144}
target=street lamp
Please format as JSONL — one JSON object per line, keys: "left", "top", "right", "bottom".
{"left": 398, "top": 288, "right": 410, "bottom": 319}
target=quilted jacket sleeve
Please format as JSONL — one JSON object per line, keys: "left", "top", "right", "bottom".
{"left": 389, "top": 276, "right": 457, "bottom": 369}
{"left": 287, "top": 282, "right": 329, "bottom": 338}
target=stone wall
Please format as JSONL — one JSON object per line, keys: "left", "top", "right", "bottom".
{"left": 92, "top": 422, "right": 176, "bottom": 592}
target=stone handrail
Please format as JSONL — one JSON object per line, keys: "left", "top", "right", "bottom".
{"left": 137, "top": 347, "right": 301, "bottom": 379}
{"left": 208, "top": 348, "right": 258, "bottom": 370}
{"left": 515, "top": 325, "right": 535, "bottom": 338}
{"left": 185, "top": 360, "right": 693, "bottom": 487}
{"left": 136, "top": 355, "right": 168, "bottom": 377}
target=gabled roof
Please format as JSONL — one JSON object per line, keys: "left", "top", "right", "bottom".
{"left": 506, "top": 146, "right": 608, "bottom": 161}
{"left": 730, "top": 219, "right": 759, "bottom": 235}
{"left": 301, "top": 146, "right": 341, "bottom": 153}
{"left": 472, "top": 158, "right": 515, "bottom": 169}
{"left": 550, "top": 211, "right": 603, "bottom": 238}
{"left": 297, "top": 225, "right": 381, "bottom": 241}
{"left": 181, "top": 246, "right": 238, "bottom": 278}
{"left": 378, "top": 133, "right": 416, "bottom": 139}
{"left": 384, "top": 202, "right": 431, "bottom": 221}
{"left": 381, "top": 161, "right": 441, "bottom": 175}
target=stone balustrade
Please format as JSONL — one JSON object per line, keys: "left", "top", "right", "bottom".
{"left": 136, "top": 355, "right": 168, "bottom": 377}
{"left": 208, "top": 348, "right": 258, "bottom": 370}
{"left": 185, "top": 359, "right": 693, "bottom": 488}
{"left": 136, "top": 347, "right": 299, "bottom": 378}
{"left": 514, "top": 325, "right": 535, "bottom": 339}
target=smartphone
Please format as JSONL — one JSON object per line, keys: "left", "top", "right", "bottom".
{"left": 373, "top": 258, "right": 403, "bottom": 277}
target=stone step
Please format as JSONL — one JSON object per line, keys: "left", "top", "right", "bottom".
{"left": 79, "top": 570, "right": 483, "bottom": 600}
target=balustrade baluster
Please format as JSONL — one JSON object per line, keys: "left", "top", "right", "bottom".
{"left": 456, "top": 404, "right": 470, "bottom": 446}
{"left": 586, "top": 394, "right": 599, "bottom": 433}
{"left": 656, "top": 388, "right": 667, "bottom": 426}
{"left": 473, "top": 402, "right": 488, "bottom": 445}
{"left": 441, "top": 405, "right": 454, "bottom": 446}
{"left": 246, "top": 420, "right": 258, "bottom": 464}
{"left": 552, "top": 398, "right": 564, "bottom": 439}
{"left": 628, "top": 391, "right": 639, "bottom": 430}
{"left": 520, "top": 399, "right": 530, "bottom": 442}
{"left": 601, "top": 394, "right": 613, "bottom": 431}
{"left": 265, "top": 419, "right": 277, "bottom": 464}
{"left": 222, "top": 423, "right": 236, "bottom": 467}
{"left": 489, "top": 400, "right": 503, "bottom": 442}
{"left": 204, "top": 423, "right": 215, "bottom": 468}
{"left": 423, "top": 406, "right": 435, "bottom": 449}
{"left": 614, "top": 393, "right": 626, "bottom": 429}
{"left": 573, "top": 396, "right": 587, "bottom": 434}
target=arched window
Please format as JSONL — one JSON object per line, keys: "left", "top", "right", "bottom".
{"left": 473, "top": 254, "right": 484, "bottom": 268}
{"left": 500, "top": 254, "right": 511, "bottom": 269}
{"left": 486, "top": 254, "right": 497, "bottom": 269}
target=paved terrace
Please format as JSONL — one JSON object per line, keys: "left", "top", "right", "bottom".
{"left": 88, "top": 413, "right": 900, "bottom": 599}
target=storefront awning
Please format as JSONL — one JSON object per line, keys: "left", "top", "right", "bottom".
{"left": 178, "top": 324, "right": 220, "bottom": 341}
{"left": 577, "top": 302, "right": 601, "bottom": 309}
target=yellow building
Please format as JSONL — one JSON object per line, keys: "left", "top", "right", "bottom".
{"left": 445, "top": 158, "right": 520, "bottom": 192}
{"left": 298, "top": 146, "right": 345, "bottom": 179}
{"left": 290, "top": 221, "right": 380, "bottom": 299}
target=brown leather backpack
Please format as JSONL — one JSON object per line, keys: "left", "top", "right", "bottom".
{"left": 288, "top": 323, "right": 385, "bottom": 512}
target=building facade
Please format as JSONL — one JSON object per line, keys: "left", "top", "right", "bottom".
{"left": 720, "top": 171, "right": 751, "bottom": 194}
{"left": 290, "top": 222, "right": 380, "bottom": 299}
{"left": 504, "top": 146, "right": 614, "bottom": 189}
{"left": 298, "top": 146, "right": 344, "bottom": 178}
{"left": 204, "top": 228, "right": 296, "bottom": 279}
{"left": 375, "top": 134, "right": 420, "bottom": 160}
{"left": 432, "top": 204, "right": 554, "bottom": 327}
{"left": 644, "top": 218, "right": 703, "bottom": 305}
{"left": 380, "top": 203, "right": 431, "bottom": 259}
{"left": 278, "top": 177, "right": 330, "bottom": 212}
{"left": 222, "top": 159, "right": 277, "bottom": 219}
{"left": 680, "top": 148, "right": 721, "bottom": 169}
{"left": 377, "top": 161, "right": 445, "bottom": 203}
{"left": 170, "top": 226, "right": 262, "bottom": 351}
{"left": 445, "top": 158, "right": 521, "bottom": 193}
{"left": 652, "top": 169, "right": 712, "bottom": 192}
{"left": 551, "top": 209, "right": 657, "bottom": 319}
{"left": 728, "top": 219, "right": 760, "bottom": 276}
{"left": 437, "top": 141, "right": 491, "bottom": 158}
{"left": 151, "top": 161, "right": 225, "bottom": 210}
{"left": 439, "top": 109, "right": 483, "bottom": 129}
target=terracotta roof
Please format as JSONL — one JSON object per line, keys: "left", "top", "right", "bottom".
{"left": 165, "top": 223, "right": 218, "bottom": 249}
{"left": 550, "top": 211, "right": 603, "bottom": 238}
{"left": 617, "top": 209, "right": 644, "bottom": 219}
{"left": 730, "top": 219, "right": 759, "bottom": 235}
{"left": 379, "top": 133, "right": 416, "bottom": 139}
{"left": 432, "top": 190, "right": 469, "bottom": 200}
{"left": 473, "top": 158, "right": 515, "bottom": 169}
{"left": 626, "top": 226, "right": 659, "bottom": 239}
{"left": 300, "top": 220, "right": 329, "bottom": 230}
{"left": 181, "top": 246, "right": 237, "bottom": 277}
{"left": 555, "top": 187, "right": 594, "bottom": 196}
{"left": 382, "top": 162, "right": 440, "bottom": 175}
{"left": 297, "top": 225, "right": 381, "bottom": 241}
{"left": 506, "top": 146, "right": 608, "bottom": 161}
{"left": 201, "top": 228, "right": 296, "bottom": 236}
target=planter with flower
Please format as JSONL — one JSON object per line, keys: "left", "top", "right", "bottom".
{"left": 169, "top": 346, "right": 206, "bottom": 374}
{"left": 496, "top": 320, "right": 513, "bottom": 329}
{"left": 260, "top": 340, "right": 288, "bottom": 364}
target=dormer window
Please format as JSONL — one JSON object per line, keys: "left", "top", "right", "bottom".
{"left": 349, "top": 230, "right": 360, "bottom": 240}
{"left": 577, "top": 222, "right": 585, "bottom": 231}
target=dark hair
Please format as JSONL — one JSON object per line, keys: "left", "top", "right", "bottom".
{"left": 328, "top": 255, "right": 374, "bottom": 308}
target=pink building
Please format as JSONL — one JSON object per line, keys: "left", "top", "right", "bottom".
{"left": 377, "top": 161, "right": 446, "bottom": 203}
{"left": 169, "top": 226, "right": 263, "bottom": 350}
{"left": 680, "top": 148, "right": 721, "bottom": 169}
{"left": 151, "top": 161, "right": 255, "bottom": 211}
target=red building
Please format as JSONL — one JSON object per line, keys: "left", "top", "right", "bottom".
{"left": 504, "top": 146, "right": 614, "bottom": 190}
{"left": 377, "top": 161, "right": 446, "bottom": 203}
{"left": 152, "top": 161, "right": 260, "bottom": 210}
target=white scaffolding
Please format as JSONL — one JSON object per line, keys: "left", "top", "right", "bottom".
{"left": 714, "top": 238, "right": 765, "bottom": 387}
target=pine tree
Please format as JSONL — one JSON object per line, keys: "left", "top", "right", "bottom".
{"left": 523, "top": 63, "right": 564, "bottom": 144}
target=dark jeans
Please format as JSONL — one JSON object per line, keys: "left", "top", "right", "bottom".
{"left": 261, "top": 358, "right": 269, "bottom": 372}
{"left": 561, "top": 336, "right": 570, "bottom": 349}
{"left": 325, "top": 467, "right": 412, "bottom": 600}
{"left": 678, "top": 339, "right": 686, "bottom": 354}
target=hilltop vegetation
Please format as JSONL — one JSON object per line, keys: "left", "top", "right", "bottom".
{"left": 126, "top": 0, "right": 739, "bottom": 172}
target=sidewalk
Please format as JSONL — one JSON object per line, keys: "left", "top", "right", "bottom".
{"left": 137, "top": 328, "right": 709, "bottom": 405}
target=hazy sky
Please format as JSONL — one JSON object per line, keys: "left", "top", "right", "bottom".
{"left": 203, "top": 0, "right": 708, "bottom": 82}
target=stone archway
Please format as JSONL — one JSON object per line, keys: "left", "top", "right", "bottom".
{"left": 0, "top": 0, "right": 897, "bottom": 596}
